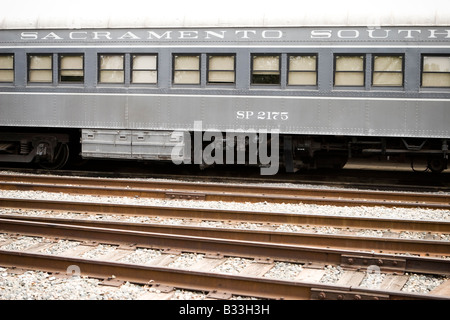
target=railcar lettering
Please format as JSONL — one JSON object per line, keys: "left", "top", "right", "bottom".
{"left": 19, "top": 28, "right": 450, "bottom": 42}
{"left": 118, "top": 31, "right": 141, "bottom": 40}
{"left": 429, "top": 29, "right": 450, "bottom": 38}
{"left": 257, "top": 111, "right": 288, "bottom": 120}
{"left": 262, "top": 30, "right": 283, "bottom": 38}
{"left": 147, "top": 31, "right": 172, "bottom": 39}
{"left": 367, "top": 29, "right": 391, "bottom": 39}
{"left": 20, "top": 31, "right": 38, "bottom": 40}
{"left": 92, "top": 31, "right": 112, "bottom": 40}
{"left": 237, "top": 111, "right": 288, "bottom": 120}
{"left": 70, "top": 32, "right": 88, "bottom": 40}
{"left": 178, "top": 30, "right": 199, "bottom": 39}
{"left": 205, "top": 30, "right": 226, "bottom": 39}
{"left": 398, "top": 29, "right": 422, "bottom": 39}
{"left": 40, "top": 32, "right": 63, "bottom": 40}
{"left": 19, "top": 29, "right": 284, "bottom": 41}
{"left": 309, "top": 28, "right": 450, "bottom": 39}
{"left": 337, "top": 29, "right": 360, "bottom": 38}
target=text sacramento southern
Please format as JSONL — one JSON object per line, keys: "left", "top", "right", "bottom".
{"left": 19, "top": 28, "right": 450, "bottom": 42}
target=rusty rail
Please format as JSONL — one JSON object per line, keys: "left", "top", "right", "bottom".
{"left": 2, "top": 249, "right": 447, "bottom": 300}
{"left": 1, "top": 214, "right": 449, "bottom": 257}
{"left": 1, "top": 197, "right": 449, "bottom": 234}
{"left": 0, "top": 217, "right": 448, "bottom": 276}
{"left": 0, "top": 173, "right": 449, "bottom": 209}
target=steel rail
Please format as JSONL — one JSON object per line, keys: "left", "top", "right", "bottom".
{"left": 0, "top": 166, "right": 449, "bottom": 195}
{"left": 1, "top": 249, "right": 447, "bottom": 300}
{"left": 1, "top": 214, "right": 449, "bottom": 257}
{"left": 1, "top": 197, "right": 449, "bottom": 234}
{"left": 0, "top": 217, "right": 448, "bottom": 276}
{"left": 0, "top": 174, "right": 449, "bottom": 209}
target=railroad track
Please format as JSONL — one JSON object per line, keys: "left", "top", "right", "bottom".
{"left": 1, "top": 162, "right": 450, "bottom": 193}
{"left": 0, "top": 172, "right": 449, "bottom": 299}
{"left": 1, "top": 213, "right": 449, "bottom": 257}
{"left": 0, "top": 218, "right": 449, "bottom": 300}
{"left": 0, "top": 172, "right": 449, "bottom": 209}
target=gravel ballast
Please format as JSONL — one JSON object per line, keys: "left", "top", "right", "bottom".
{"left": 0, "top": 176, "right": 448, "bottom": 299}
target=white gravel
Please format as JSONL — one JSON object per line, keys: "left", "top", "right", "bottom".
{"left": 0, "top": 189, "right": 449, "bottom": 222}
{"left": 359, "top": 272, "right": 387, "bottom": 289}
{"left": 168, "top": 253, "right": 205, "bottom": 269}
{"left": 1, "top": 206, "right": 449, "bottom": 241}
{"left": 118, "top": 248, "right": 163, "bottom": 265}
{"left": 402, "top": 274, "right": 446, "bottom": 293}
{"left": 0, "top": 236, "right": 42, "bottom": 251}
{"left": 0, "top": 233, "right": 448, "bottom": 299}
{"left": 0, "top": 267, "right": 155, "bottom": 300}
{"left": 264, "top": 262, "right": 304, "bottom": 280}
{"left": 0, "top": 186, "right": 449, "bottom": 248}
{"left": 40, "top": 240, "right": 81, "bottom": 255}
{"left": 320, "top": 265, "right": 345, "bottom": 284}
{"left": 81, "top": 244, "right": 118, "bottom": 259}
{"left": 212, "top": 257, "right": 253, "bottom": 274}
{"left": 171, "top": 290, "right": 207, "bottom": 300}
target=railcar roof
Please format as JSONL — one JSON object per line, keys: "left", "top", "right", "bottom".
{"left": 1, "top": 0, "right": 449, "bottom": 29}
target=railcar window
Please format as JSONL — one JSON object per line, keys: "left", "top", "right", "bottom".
{"left": 207, "top": 55, "right": 235, "bottom": 84}
{"left": 28, "top": 54, "right": 52, "bottom": 83}
{"left": 98, "top": 54, "right": 125, "bottom": 83}
{"left": 251, "top": 54, "right": 280, "bottom": 85}
{"left": 0, "top": 54, "right": 14, "bottom": 83}
{"left": 173, "top": 55, "right": 200, "bottom": 85}
{"left": 373, "top": 55, "right": 403, "bottom": 87}
{"left": 59, "top": 54, "right": 84, "bottom": 83}
{"left": 132, "top": 54, "right": 157, "bottom": 84}
{"left": 288, "top": 55, "right": 317, "bottom": 86}
{"left": 334, "top": 55, "right": 365, "bottom": 87}
{"left": 422, "top": 55, "right": 450, "bottom": 88}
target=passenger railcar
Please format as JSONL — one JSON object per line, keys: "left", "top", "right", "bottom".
{"left": 0, "top": 0, "right": 449, "bottom": 173}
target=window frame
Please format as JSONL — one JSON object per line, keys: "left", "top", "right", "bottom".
{"left": 251, "top": 53, "right": 281, "bottom": 86}
{"left": 28, "top": 53, "right": 53, "bottom": 84}
{"left": 421, "top": 54, "right": 450, "bottom": 88}
{"left": 207, "top": 53, "right": 236, "bottom": 85}
{"left": 371, "top": 54, "right": 404, "bottom": 87}
{"left": 58, "top": 53, "right": 85, "bottom": 84}
{"left": 172, "top": 53, "right": 201, "bottom": 85}
{"left": 131, "top": 53, "right": 158, "bottom": 85}
{"left": 98, "top": 53, "right": 125, "bottom": 84}
{"left": 0, "top": 53, "right": 14, "bottom": 84}
{"left": 287, "top": 53, "right": 318, "bottom": 87}
{"left": 333, "top": 54, "right": 366, "bottom": 87}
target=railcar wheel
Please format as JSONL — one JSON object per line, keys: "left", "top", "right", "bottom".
{"left": 38, "top": 143, "right": 70, "bottom": 170}
{"left": 427, "top": 157, "right": 447, "bottom": 173}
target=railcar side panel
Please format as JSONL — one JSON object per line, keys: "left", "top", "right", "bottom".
{"left": 1, "top": 92, "right": 449, "bottom": 138}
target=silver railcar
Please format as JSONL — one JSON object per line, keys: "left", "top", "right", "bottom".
{"left": 0, "top": 0, "right": 449, "bottom": 173}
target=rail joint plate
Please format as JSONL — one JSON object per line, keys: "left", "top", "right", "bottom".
{"left": 311, "top": 288, "right": 389, "bottom": 300}
{"left": 165, "top": 192, "right": 206, "bottom": 200}
{"left": 341, "top": 254, "right": 406, "bottom": 273}
{"left": 207, "top": 290, "right": 232, "bottom": 299}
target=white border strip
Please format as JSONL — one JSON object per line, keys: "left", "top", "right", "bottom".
{"left": 1, "top": 91, "right": 448, "bottom": 102}
{"left": 1, "top": 45, "right": 450, "bottom": 49}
